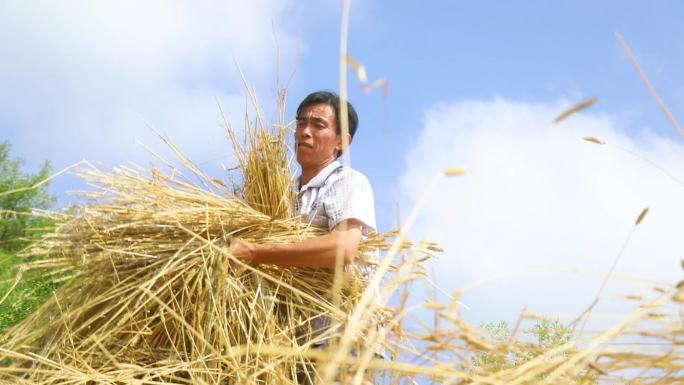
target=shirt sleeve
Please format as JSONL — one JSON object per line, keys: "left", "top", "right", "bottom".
{"left": 323, "top": 171, "right": 377, "bottom": 235}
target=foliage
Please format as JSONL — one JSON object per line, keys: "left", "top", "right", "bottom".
{"left": 0, "top": 141, "right": 56, "bottom": 250}
{"left": 0, "top": 142, "right": 59, "bottom": 334}
{"left": 0, "top": 251, "right": 61, "bottom": 335}
{"left": 526, "top": 318, "right": 573, "bottom": 348}
{"left": 477, "top": 318, "right": 593, "bottom": 382}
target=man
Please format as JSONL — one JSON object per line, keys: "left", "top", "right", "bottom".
{"left": 231, "top": 90, "right": 376, "bottom": 268}
{"left": 231, "top": 90, "right": 376, "bottom": 384}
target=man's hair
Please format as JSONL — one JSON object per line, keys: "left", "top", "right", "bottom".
{"left": 296, "top": 90, "right": 359, "bottom": 140}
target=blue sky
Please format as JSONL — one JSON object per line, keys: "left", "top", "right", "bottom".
{"left": 2, "top": 0, "right": 684, "bottom": 326}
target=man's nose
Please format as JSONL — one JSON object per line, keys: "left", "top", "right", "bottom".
{"left": 298, "top": 124, "right": 312, "bottom": 138}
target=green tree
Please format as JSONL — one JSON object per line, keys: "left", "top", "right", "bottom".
{"left": 477, "top": 318, "right": 597, "bottom": 383}
{"left": 0, "top": 141, "right": 59, "bottom": 333}
{"left": 0, "top": 141, "right": 56, "bottom": 250}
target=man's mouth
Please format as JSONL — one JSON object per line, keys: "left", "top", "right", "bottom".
{"left": 297, "top": 142, "right": 313, "bottom": 149}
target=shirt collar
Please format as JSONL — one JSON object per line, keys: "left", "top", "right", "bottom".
{"left": 298, "top": 160, "right": 342, "bottom": 190}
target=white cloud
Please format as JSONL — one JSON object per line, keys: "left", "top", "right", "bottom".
{"left": 398, "top": 97, "right": 684, "bottom": 324}
{"left": 0, "top": 0, "right": 299, "bottom": 179}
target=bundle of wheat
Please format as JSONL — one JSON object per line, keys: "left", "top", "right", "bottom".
{"left": 0, "top": 106, "right": 408, "bottom": 384}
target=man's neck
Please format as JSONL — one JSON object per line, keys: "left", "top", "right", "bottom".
{"left": 300, "top": 159, "right": 336, "bottom": 187}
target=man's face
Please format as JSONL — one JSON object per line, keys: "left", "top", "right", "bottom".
{"left": 295, "top": 103, "right": 342, "bottom": 170}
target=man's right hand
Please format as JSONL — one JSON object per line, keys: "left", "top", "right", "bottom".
{"left": 230, "top": 237, "right": 258, "bottom": 266}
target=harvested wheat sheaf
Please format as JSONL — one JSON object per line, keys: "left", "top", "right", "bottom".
{"left": 1, "top": 99, "right": 683, "bottom": 385}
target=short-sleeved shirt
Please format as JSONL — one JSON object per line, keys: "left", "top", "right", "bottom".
{"left": 294, "top": 160, "right": 377, "bottom": 347}
{"left": 295, "top": 160, "right": 376, "bottom": 234}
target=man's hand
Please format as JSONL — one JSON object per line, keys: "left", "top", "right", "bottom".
{"left": 230, "top": 237, "right": 258, "bottom": 266}
{"left": 226, "top": 219, "right": 365, "bottom": 269}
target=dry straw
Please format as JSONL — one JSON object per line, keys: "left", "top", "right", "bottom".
{"left": 1, "top": 93, "right": 683, "bottom": 385}
{"left": 554, "top": 97, "right": 597, "bottom": 123}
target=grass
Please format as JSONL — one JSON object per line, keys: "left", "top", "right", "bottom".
{"left": 0, "top": 249, "right": 60, "bottom": 335}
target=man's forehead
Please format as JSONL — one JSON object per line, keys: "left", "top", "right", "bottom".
{"left": 298, "top": 103, "right": 335, "bottom": 120}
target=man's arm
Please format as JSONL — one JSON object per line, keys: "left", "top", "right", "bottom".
{"left": 230, "top": 219, "right": 364, "bottom": 268}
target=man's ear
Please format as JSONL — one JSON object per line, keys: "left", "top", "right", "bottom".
{"left": 337, "top": 133, "right": 352, "bottom": 153}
